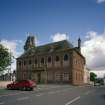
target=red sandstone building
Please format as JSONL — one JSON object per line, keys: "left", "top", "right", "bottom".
{"left": 16, "top": 36, "right": 85, "bottom": 85}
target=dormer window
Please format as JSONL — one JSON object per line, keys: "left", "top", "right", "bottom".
{"left": 50, "top": 45, "right": 54, "bottom": 52}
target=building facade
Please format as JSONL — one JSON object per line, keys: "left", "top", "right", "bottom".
{"left": 16, "top": 36, "right": 85, "bottom": 85}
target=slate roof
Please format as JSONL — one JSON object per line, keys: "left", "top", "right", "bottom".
{"left": 18, "top": 40, "right": 73, "bottom": 59}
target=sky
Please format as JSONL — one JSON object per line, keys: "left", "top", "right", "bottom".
{"left": 0, "top": 0, "right": 105, "bottom": 77}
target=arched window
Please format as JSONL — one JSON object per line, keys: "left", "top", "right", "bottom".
{"left": 48, "top": 56, "right": 51, "bottom": 63}
{"left": 35, "top": 59, "right": 37, "bottom": 64}
{"left": 24, "top": 61, "right": 26, "bottom": 65}
{"left": 18, "top": 61, "right": 21, "bottom": 66}
{"left": 64, "top": 54, "right": 69, "bottom": 61}
{"left": 56, "top": 56, "right": 60, "bottom": 62}
{"left": 41, "top": 58, "right": 44, "bottom": 64}
{"left": 29, "top": 60, "right": 32, "bottom": 65}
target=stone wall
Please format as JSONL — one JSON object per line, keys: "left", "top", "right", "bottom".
{"left": 0, "top": 81, "right": 12, "bottom": 88}
{"left": 72, "top": 50, "right": 85, "bottom": 85}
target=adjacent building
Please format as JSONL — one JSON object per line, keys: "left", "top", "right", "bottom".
{"left": 84, "top": 67, "right": 90, "bottom": 84}
{"left": 103, "top": 74, "right": 105, "bottom": 85}
{"left": 16, "top": 35, "right": 85, "bottom": 85}
{"left": 0, "top": 71, "right": 16, "bottom": 81}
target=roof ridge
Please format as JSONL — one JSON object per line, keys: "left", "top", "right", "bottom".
{"left": 17, "top": 40, "right": 74, "bottom": 59}
{"left": 36, "top": 40, "right": 72, "bottom": 48}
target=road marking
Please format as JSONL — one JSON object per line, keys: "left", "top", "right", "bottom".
{"left": 0, "top": 102, "right": 4, "bottom": 105}
{"left": 17, "top": 97, "right": 29, "bottom": 101}
{"left": 36, "top": 93, "right": 43, "bottom": 96}
{"left": 65, "top": 96, "right": 80, "bottom": 105}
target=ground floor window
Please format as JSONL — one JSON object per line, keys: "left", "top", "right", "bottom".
{"left": 62, "top": 72, "right": 70, "bottom": 81}
{"left": 55, "top": 72, "right": 70, "bottom": 81}
{"left": 55, "top": 72, "right": 61, "bottom": 81}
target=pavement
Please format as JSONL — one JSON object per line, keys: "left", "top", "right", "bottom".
{"left": 0, "top": 84, "right": 105, "bottom": 105}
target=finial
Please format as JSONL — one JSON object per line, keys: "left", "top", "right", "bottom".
{"left": 78, "top": 36, "right": 81, "bottom": 53}
{"left": 27, "top": 32, "right": 29, "bottom": 36}
{"left": 26, "top": 32, "right": 32, "bottom": 37}
{"left": 78, "top": 35, "right": 81, "bottom": 41}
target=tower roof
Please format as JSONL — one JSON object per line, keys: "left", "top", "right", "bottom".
{"left": 24, "top": 35, "right": 35, "bottom": 51}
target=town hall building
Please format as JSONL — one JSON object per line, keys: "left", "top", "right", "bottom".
{"left": 16, "top": 35, "right": 85, "bottom": 85}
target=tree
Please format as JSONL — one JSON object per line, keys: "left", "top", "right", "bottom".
{"left": 0, "top": 44, "right": 13, "bottom": 74}
{"left": 90, "top": 72, "right": 97, "bottom": 82}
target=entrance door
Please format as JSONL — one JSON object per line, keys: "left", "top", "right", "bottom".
{"left": 37, "top": 73, "right": 41, "bottom": 83}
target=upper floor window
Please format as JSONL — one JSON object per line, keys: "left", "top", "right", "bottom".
{"left": 74, "top": 59, "right": 77, "bottom": 65}
{"left": 35, "top": 59, "right": 37, "bottom": 64}
{"left": 29, "top": 60, "right": 32, "bottom": 65}
{"left": 41, "top": 57, "right": 44, "bottom": 64}
{"left": 18, "top": 61, "right": 21, "bottom": 66}
{"left": 24, "top": 61, "right": 26, "bottom": 65}
{"left": 55, "top": 56, "right": 60, "bottom": 62}
{"left": 64, "top": 54, "right": 69, "bottom": 61}
{"left": 48, "top": 56, "right": 51, "bottom": 63}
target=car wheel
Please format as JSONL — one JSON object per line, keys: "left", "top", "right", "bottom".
{"left": 7, "top": 87, "right": 11, "bottom": 90}
{"left": 26, "top": 87, "right": 33, "bottom": 91}
{"left": 30, "top": 87, "right": 33, "bottom": 91}
{"left": 26, "top": 87, "right": 29, "bottom": 91}
{"left": 22, "top": 87, "right": 26, "bottom": 91}
{"left": 19, "top": 87, "right": 23, "bottom": 90}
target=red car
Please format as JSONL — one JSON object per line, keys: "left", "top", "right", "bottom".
{"left": 7, "top": 80, "right": 36, "bottom": 91}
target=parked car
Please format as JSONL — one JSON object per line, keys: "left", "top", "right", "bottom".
{"left": 94, "top": 83, "right": 100, "bottom": 86}
{"left": 7, "top": 80, "right": 36, "bottom": 91}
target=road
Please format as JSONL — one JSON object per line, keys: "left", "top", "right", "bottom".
{"left": 0, "top": 85, "right": 105, "bottom": 105}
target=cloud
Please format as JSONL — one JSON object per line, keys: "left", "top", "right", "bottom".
{"left": 51, "top": 33, "right": 69, "bottom": 42}
{"left": 97, "top": 0, "right": 105, "bottom": 3}
{"left": 81, "top": 30, "right": 105, "bottom": 70}
{"left": 0, "top": 40, "right": 23, "bottom": 72}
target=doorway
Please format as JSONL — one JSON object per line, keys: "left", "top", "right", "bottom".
{"left": 37, "top": 73, "right": 41, "bottom": 83}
